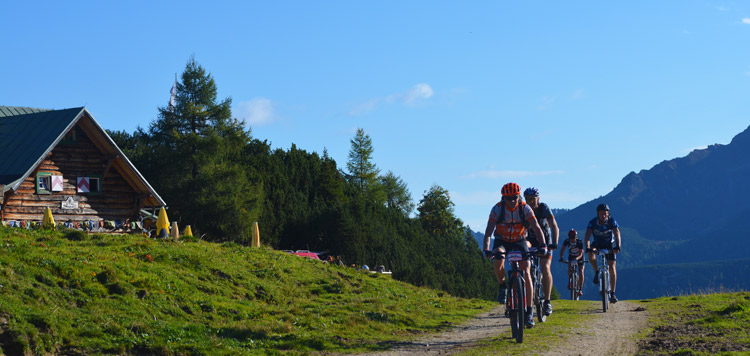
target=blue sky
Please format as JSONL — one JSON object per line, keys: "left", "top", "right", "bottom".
{"left": 2, "top": 1, "right": 750, "bottom": 231}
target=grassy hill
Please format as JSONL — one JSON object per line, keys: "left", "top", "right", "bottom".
{"left": 0, "top": 227, "right": 493, "bottom": 355}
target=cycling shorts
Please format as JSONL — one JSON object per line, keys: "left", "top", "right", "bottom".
{"left": 528, "top": 236, "right": 552, "bottom": 257}
{"left": 591, "top": 241, "right": 616, "bottom": 261}
{"left": 493, "top": 238, "right": 529, "bottom": 260}
{"left": 568, "top": 256, "right": 585, "bottom": 265}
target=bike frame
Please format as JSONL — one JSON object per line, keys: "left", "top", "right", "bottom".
{"left": 529, "top": 248, "right": 546, "bottom": 323}
{"left": 596, "top": 249, "right": 611, "bottom": 312}
{"left": 559, "top": 258, "right": 584, "bottom": 301}
{"left": 494, "top": 250, "right": 531, "bottom": 343}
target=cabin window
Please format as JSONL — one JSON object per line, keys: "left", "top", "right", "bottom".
{"left": 77, "top": 175, "right": 102, "bottom": 195}
{"left": 36, "top": 172, "right": 52, "bottom": 194}
{"left": 60, "top": 127, "right": 80, "bottom": 145}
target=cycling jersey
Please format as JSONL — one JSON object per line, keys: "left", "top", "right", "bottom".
{"left": 587, "top": 216, "right": 619, "bottom": 246}
{"left": 528, "top": 202, "right": 553, "bottom": 245}
{"left": 488, "top": 201, "right": 536, "bottom": 242}
{"left": 562, "top": 239, "right": 584, "bottom": 258}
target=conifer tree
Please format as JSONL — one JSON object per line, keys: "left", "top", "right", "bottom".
{"left": 380, "top": 171, "right": 414, "bottom": 216}
{"left": 141, "top": 56, "right": 262, "bottom": 241}
{"left": 346, "top": 128, "right": 384, "bottom": 203}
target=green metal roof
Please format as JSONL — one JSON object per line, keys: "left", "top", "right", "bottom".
{"left": 0, "top": 106, "right": 166, "bottom": 207}
{"left": 0, "top": 107, "right": 84, "bottom": 187}
{"left": 0, "top": 106, "right": 53, "bottom": 117}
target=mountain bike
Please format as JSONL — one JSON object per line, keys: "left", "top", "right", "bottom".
{"left": 559, "top": 258, "right": 585, "bottom": 300}
{"left": 594, "top": 248, "right": 611, "bottom": 312}
{"left": 494, "top": 250, "right": 531, "bottom": 343}
{"left": 529, "top": 248, "right": 546, "bottom": 323}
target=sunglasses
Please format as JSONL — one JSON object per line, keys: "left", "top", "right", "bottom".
{"left": 504, "top": 195, "right": 519, "bottom": 201}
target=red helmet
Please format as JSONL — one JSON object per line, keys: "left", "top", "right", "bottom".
{"left": 568, "top": 229, "right": 577, "bottom": 238}
{"left": 501, "top": 182, "right": 521, "bottom": 196}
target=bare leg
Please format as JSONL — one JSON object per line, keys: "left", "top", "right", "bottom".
{"left": 541, "top": 256, "right": 553, "bottom": 300}
{"left": 579, "top": 264, "right": 585, "bottom": 285}
{"left": 521, "top": 260, "right": 533, "bottom": 306}
{"left": 588, "top": 252, "right": 598, "bottom": 272}
{"left": 609, "top": 259, "right": 616, "bottom": 292}
{"left": 494, "top": 259, "right": 506, "bottom": 285}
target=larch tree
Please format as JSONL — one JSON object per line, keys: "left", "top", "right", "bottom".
{"left": 346, "top": 128, "right": 384, "bottom": 203}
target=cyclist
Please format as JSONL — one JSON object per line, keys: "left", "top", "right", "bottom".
{"left": 483, "top": 182, "right": 548, "bottom": 328}
{"left": 523, "top": 187, "right": 559, "bottom": 316}
{"left": 559, "top": 229, "right": 585, "bottom": 296}
{"left": 584, "top": 203, "right": 621, "bottom": 303}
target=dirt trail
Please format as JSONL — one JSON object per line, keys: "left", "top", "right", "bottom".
{"left": 543, "top": 301, "right": 648, "bottom": 356}
{"left": 356, "top": 301, "right": 648, "bottom": 356}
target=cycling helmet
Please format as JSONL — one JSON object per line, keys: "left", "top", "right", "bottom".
{"left": 596, "top": 203, "right": 610, "bottom": 212}
{"left": 523, "top": 187, "right": 539, "bottom": 197}
{"left": 568, "top": 229, "right": 577, "bottom": 238}
{"left": 501, "top": 182, "right": 521, "bottom": 196}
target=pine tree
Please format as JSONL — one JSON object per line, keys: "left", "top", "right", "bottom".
{"left": 346, "top": 128, "right": 384, "bottom": 203}
{"left": 380, "top": 171, "right": 414, "bottom": 216}
{"left": 143, "top": 56, "right": 262, "bottom": 241}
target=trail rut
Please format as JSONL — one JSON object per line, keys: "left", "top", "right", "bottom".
{"left": 356, "top": 301, "right": 648, "bottom": 356}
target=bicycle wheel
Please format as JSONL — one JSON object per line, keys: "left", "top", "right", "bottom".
{"left": 601, "top": 271, "right": 609, "bottom": 312}
{"left": 570, "top": 272, "right": 578, "bottom": 301}
{"left": 510, "top": 276, "right": 524, "bottom": 343}
{"left": 535, "top": 269, "right": 546, "bottom": 323}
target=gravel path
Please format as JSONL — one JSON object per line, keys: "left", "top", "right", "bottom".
{"left": 356, "top": 301, "right": 648, "bottom": 356}
{"left": 543, "top": 301, "right": 648, "bottom": 356}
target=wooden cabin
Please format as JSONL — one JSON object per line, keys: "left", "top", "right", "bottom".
{"left": 0, "top": 106, "right": 166, "bottom": 229}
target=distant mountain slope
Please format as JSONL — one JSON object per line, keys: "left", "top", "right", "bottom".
{"left": 556, "top": 124, "right": 750, "bottom": 242}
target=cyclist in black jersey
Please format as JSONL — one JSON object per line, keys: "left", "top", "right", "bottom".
{"left": 559, "top": 229, "right": 585, "bottom": 296}
{"left": 523, "top": 187, "right": 559, "bottom": 316}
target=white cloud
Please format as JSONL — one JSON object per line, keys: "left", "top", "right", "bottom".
{"left": 235, "top": 98, "right": 276, "bottom": 126}
{"left": 349, "top": 83, "right": 434, "bottom": 116}
{"left": 462, "top": 169, "right": 564, "bottom": 179}
{"left": 404, "top": 83, "right": 434, "bottom": 103}
{"left": 742, "top": 18, "right": 750, "bottom": 24}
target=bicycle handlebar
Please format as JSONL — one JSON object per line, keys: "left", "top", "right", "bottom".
{"left": 559, "top": 259, "right": 588, "bottom": 263}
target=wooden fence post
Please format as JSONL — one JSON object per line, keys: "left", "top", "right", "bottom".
{"left": 252, "top": 222, "right": 261, "bottom": 247}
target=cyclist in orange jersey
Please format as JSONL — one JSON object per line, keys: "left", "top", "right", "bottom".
{"left": 483, "top": 182, "right": 548, "bottom": 328}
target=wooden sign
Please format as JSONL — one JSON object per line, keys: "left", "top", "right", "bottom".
{"left": 61, "top": 197, "right": 79, "bottom": 210}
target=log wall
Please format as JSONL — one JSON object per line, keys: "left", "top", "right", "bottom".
{"left": 2, "top": 125, "right": 141, "bottom": 223}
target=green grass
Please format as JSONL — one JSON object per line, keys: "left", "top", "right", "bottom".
{"left": 455, "top": 300, "right": 600, "bottom": 355}
{"left": 0, "top": 227, "right": 494, "bottom": 355}
{"left": 636, "top": 292, "right": 750, "bottom": 355}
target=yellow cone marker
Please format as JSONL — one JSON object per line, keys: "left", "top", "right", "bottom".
{"left": 184, "top": 225, "right": 193, "bottom": 237}
{"left": 42, "top": 207, "right": 56, "bottom": 229}
{"left": 156, "top": 207, "right": 170, "bottom": 238}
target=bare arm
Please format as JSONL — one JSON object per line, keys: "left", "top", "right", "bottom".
{"left": 548, "top": 215, "right": 560, "bottom": 245}
{"left": 584, "top": 228, "right": 593, "bottom": 250}
{"left": 529, "top": 218, "right": 546, "bottom": 246}
{"left": 483, "top": 220, "right": 494, "bottom": 251}
{"left": 613, "top": 227, "right": 621, "bottom": 253}
{"left": 558, "top": 243, "right": 567, "bottom": 258}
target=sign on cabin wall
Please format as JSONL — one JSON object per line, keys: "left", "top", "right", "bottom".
{"left": 61, "top": 197, "right": 79, "bottom": 210}
{"left": 77, "top": 177, "right": 90, "bottom": 193}
{"left": 51, "top": 175, "right": 64, "bottom": 192}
